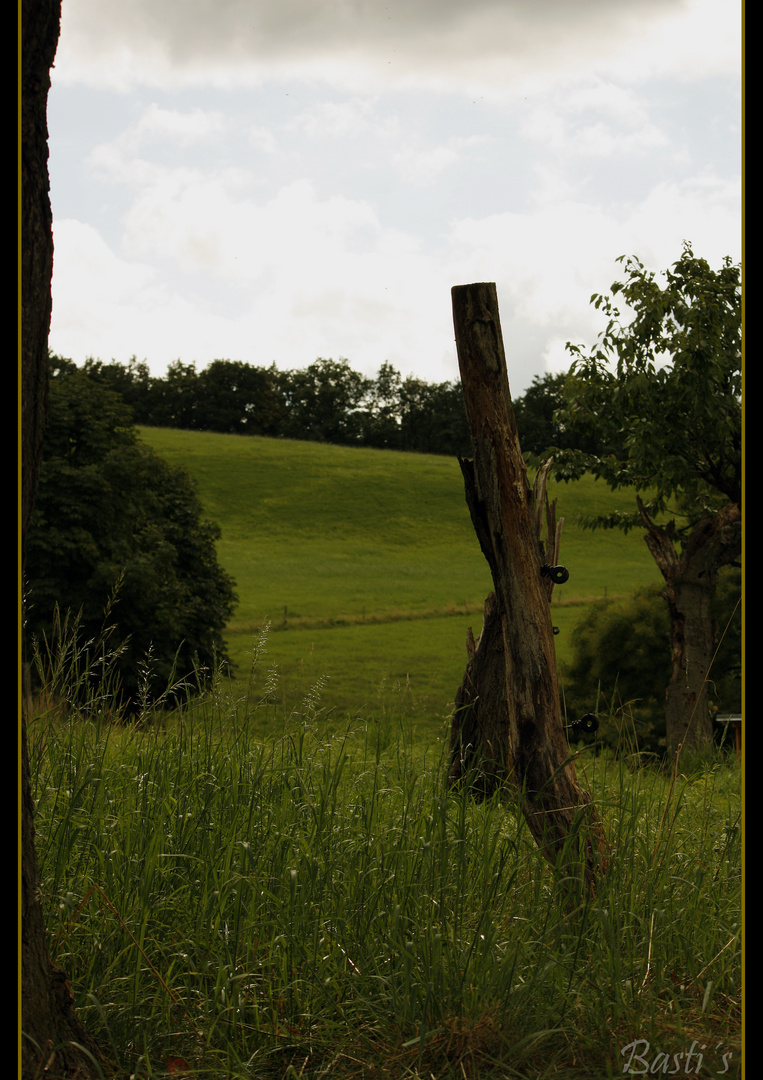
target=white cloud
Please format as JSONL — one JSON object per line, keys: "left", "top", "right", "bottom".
{"left": 598, "top": 0, "right": 742, "bottom": 84}
{"left": 291, "top": 97, "right": 393, "bottom": 140}
{"left": 49, "top": 219, "right": 214, "bottom": 361}
{"left": 52, "top": 0, "right": 730, "bottom": 95}
{"left": 49, "top": 156, "right": 740, "bottom": 393}
{"left": 622, "top": 173, "right": 742, "bottom": 267}
{"left": 50, "top": 186, "right": 458, "bottom": 381}
{"left": 443, "top": 169, "right": 740, "bottom": 379}
{"left": 52, "top": 219, "right": 157, "bottom": 306}
{"left": 247, "top": 125, "right": 279, "bottom": 154}
{"left": 519, "top": 78, "right": 672, "bottom": 161}
{"left": 392, "top": 135, "right": 491, "bottom": 188}
{"left": 130, "top": 103, "right": 228, "bottom": 146}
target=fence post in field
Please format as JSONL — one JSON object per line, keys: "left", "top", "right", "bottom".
{"left": 449, "top": 281, "right": 605, "bottom": 891}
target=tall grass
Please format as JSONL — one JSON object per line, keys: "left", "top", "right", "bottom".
{"left": 26, "top": 625, "right": 742, "bottom": 1079}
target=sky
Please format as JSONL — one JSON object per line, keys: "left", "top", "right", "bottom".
{"left": 46, "top": 0, "right": 742, "bottom": 398}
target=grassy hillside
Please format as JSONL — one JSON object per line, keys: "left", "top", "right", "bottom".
{"left": 139, "top": 427, "right": 662, "bottom": 725}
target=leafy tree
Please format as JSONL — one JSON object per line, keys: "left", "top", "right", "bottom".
{"left": 276, "top": 357, "right": 371, "bottom": 444}
{"left": 359, "top": 361, "right": 404, "bottom": 449}
{"left": 399, "top": 376, "right": 471, "bottom": 456}
{"left": 81, "top": 354, "right": 157, "bottom": 423}
{"left": 147, "top": 358, "right": 203, "bottom": 429}
{"left": 551, "top": 244, "right": 741, "bottom": 760}
{"left": 24, "top": 363, "right": 238, "bottom": 706}
{"left": 513, "top": 371, "right": 616, "bottom": 458}
{"left": 513, "top": 372, "right": 568, "bottom": 456}
{"left": 195, "top": 359, "right": 286, "bottom": 435}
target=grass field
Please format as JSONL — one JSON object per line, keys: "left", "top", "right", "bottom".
{"left": 26, "top": 428, "right": 741, "bottom": 1079}
{"left": 28, "top": 684, "right": 742, "bottom": 1079}
{"left": 139, "top": 427, "right": 663, "bottom": 727}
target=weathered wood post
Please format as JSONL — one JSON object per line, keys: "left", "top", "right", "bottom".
{"left": 449, "top": 282, "right": 605, "bottom": 890}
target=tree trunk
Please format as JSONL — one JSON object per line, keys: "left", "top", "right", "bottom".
{"left": 21, "top": 0, "right": 57, "bottom": 553}
{"left": 448, "top": 282, "right": 605, "bottom": 891}
{"left": 636, "top": 497, "right": 741, "bottom": 762}
{"left": 21, "top": 1, "right": 108, "bottom": 1075}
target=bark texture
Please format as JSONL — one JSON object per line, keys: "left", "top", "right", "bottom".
{"left": 448, "top": 283, "right": 605, "bottom": 889}
{"left": 636, "top": 497, "right": 741, "bottom": 761}
{"left": 21, "top": 0, "right": 57, "bottom": 551}
{"left": 450, "top": 459, "right": 563, "bottom": 797}
{"left": 21, "top": 1, "right": 109, "bottom": 1075}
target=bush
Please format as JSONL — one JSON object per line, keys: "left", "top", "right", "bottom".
{"left": 561, "top": 570, "right": 742, "bottom": 758}
{"left": 24, "top": 361, "right": 238, "bottom": 708}
{"left": 561, "top": 587, "right": 671, "bottom": 757}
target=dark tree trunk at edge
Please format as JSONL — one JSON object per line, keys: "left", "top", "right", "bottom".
{"left": 21, "top": 1, "right": 109, "bottom": 1075}
{"left": 448, "top": 282, "right": 605, "bottom": 891}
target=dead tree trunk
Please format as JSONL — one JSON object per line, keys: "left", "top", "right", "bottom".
{"left": 448, "top": 282, "right": 605, "bottom": 889}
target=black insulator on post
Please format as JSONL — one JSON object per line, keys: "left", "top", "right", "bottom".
{"left": 541, "top": 564, "right": 569, "bottom": 585}
{"left": 568, "top": 713, "right": 599, "bottom": 735}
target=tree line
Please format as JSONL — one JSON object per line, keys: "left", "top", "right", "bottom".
{"left": 55, "top": 353, "right": 611, "bottom": 459}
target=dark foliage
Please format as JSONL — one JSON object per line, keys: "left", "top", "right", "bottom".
{"left": 275, "top": 357, "right": 370, "bottom": 444}
{"left": 561, "top": 588, "right": 672, "bottom": 757}
{"left": 561, "top": 567, "right": 742, "bottom": 758}
{"left": 67, "top": 349, "right": 632, "bottom": 466}
{"left": 513, "top": 371, "right": 614, "bottom": 458}
{"left": 24, "top": 362, "right": 238, "bottom": 708}
{"left": 64, "top": 354, "right": 514, "bottom": 458}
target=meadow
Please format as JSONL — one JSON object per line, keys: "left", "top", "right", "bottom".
{"left": 138, "top": 427, "right": 664, "bottom": 729}
{"left": 28, "top": 654, "right": 742, "bottom": 1080}
{"left": 26, "top": 429, "right": 742, "bottom": 1078}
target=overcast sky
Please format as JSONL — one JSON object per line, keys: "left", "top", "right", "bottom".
{"left": 46, "top": 0, "right": 742, "bottom": 397}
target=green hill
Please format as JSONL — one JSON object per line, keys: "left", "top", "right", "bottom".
{"left": 139, "top": 427, "right": 662, "bottom": 728}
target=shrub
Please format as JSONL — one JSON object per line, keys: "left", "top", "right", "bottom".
{"left": 24, "top": 361, "right": 238, "bottom": 708}
{"left": 561, "top": 569, "right": 742, "bottom": 758}
{"left": 561, "top": 587, "right": 671, "bottom": 757}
